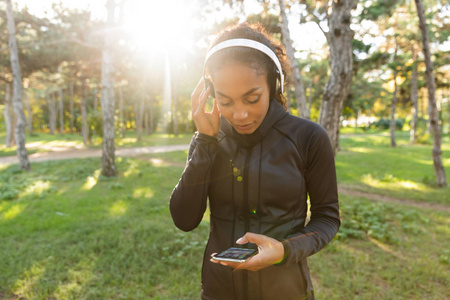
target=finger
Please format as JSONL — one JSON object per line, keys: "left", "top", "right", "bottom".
{"left": 236, "top": 232, "right": 263, "bottom": 245}
{"left": 212, "top": 98, "right": 220, "bottom": 116}
{"left": 196, "top": 86, "right": 210, "bottom": 115}
{"left": 191, "top": 78, "right": 205, "bottom": 112}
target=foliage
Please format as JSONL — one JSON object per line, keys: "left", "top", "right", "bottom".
{"left": 370, "top": 118, "right": 404, "bottom": 130}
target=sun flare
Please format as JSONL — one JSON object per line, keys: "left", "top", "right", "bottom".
{"left": 123, "top": 0, "right": 198, "bottom": 57}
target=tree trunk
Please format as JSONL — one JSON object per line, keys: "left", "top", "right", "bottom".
{"left": 278, "top": 0, "right": 309, "bottom": 119}
{"left": 6, "top": 0, "right": 30, "bottom": 170}
{"left": 47, "top": 92, "right": 57, "bottom": 135}
{"left": 59, "top": 85, "right": 64, "bottom": 135}
{"left": 70, "top": 82, "right": 74, "bottom": 134}
{"left": 415, "top": 0, "right": 447, "bottom": 187}
{"left": 100, "top": 0, "right": 117, "bottom": 177}
{"left": 390, "top": 68, "right": 398, "bottom": 147}
{"left": 3, "top": 84, "right": 15, "bottom": 147}
{"left": 136, "top": 77, "right": 145, "bottom": 141}
{"left": 149, "top": 98, "right": 154, "bottom": 135}
{"left": 410, "top": 51, "right": 419, "bottom": 143}
{"left": 119, "top": 84, "right": 125, "bottom": 138}
{"left": 81, "top": 78, "right": 89, "bottom": 145}
{"left": 25, "top": 91, "right": 33, "bottom": 135}
{"left": 319, "top": 0, "right": 357, "bottom": 155}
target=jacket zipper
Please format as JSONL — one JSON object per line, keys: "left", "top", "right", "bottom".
{"left": 243, "top": 148, "right": 251, "bottom": 300}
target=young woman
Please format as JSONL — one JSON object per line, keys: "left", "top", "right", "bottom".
{"left": 170, "top": 23, "right": 340, "bottom": 300}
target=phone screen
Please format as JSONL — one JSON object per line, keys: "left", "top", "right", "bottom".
{"left": 212, "top": 247, "right": 257, "bottom": 263}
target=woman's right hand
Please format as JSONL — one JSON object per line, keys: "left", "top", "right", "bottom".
{"left": 191, "top": 78, "right": 220, "bottom": 137}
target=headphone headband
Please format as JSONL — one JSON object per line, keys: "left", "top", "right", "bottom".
{"left": 204, "top": 38, "right": 285, "bottom": 93}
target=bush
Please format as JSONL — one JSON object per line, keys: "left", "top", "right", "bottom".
{"left": 371, "top": 118, "right": 404, "bottom": 130}
{"left": 0, "top": 185, "right": 19, "bottom": 200}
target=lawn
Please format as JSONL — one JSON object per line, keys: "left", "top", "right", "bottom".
{"left": 0, "top": 132, "right": 449, "bottom": 299}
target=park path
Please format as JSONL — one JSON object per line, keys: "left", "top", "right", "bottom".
{"left": 1, "top": 144, "right": 448, "bottom": 212}
{"left": 0, "top": 144, "right": 190, "bottom": 165}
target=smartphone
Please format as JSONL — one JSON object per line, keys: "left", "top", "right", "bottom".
{"left": 212, "top": 247, "right": 258, "bottom": 263}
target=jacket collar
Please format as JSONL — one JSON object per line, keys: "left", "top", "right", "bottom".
{"left": 219, "top": 99, "right": 288, "bottom": 148}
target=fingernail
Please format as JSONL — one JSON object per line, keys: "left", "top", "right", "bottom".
{"left": 236, "top": 238, "right": 243, "bottom": 244}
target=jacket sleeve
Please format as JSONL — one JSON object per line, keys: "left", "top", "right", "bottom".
{"left": 169, "top": 132, "right": 218, "bottom": 232}
{"left": 281, "top": 124, "right": 340, "bottom": 264}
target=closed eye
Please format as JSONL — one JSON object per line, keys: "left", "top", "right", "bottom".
{"left": 246, "top": 96, "right": 260, "bottom": 104}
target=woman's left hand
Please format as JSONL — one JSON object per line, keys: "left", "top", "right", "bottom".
{"left": 210, "top": 232, "right": 285, "bottom": 271}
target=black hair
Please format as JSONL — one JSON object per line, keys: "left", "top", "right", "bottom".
{"left": 205, "top": 22, "right": 289, "bottom": 108}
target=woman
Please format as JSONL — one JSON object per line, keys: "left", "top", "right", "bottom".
{"left": 170, "top": 23, "right": 340, "bottom": 300}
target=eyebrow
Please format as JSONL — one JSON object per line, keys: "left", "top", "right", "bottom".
{"left": 216, "top": 87, "right": 261, "bottom": 99}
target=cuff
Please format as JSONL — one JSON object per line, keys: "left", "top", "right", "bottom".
{"left": 195, "top": 132, "right": 218, "bottom": 144}
{"left": 275, "top": 240, "right": 292, "bottom": 266}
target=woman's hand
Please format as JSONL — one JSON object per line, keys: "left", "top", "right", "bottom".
{"left": 191, "top": 78, "right": 220, "bottom": 137}
{"left": 210, "top": 232, "right": 285, "bottom": 272}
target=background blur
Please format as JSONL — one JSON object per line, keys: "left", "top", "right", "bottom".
{"left": 0, "top": 0, "right": 449, "bottom": 299}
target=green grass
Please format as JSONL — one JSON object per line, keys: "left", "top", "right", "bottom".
{"left": 1, "top": 132, "right": 449, "bottom": 299}
{"left": 0, "top": 131, "right": 193, "bottom": 157}
{"left": 337, "top": 131, "right": 450, "bottom": 204}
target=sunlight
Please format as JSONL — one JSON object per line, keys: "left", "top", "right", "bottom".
{"left": 367, "top": 236, "right": 404, "bottom": 260}
{"left": 21, "top": 180, "right": 51, "bottom": 197}
{"left": 123, "top": 0, "right": 198, "bottom": 58}
{"left": 2, "top": 204, "right": 25, "bottom": 220}
{"left": 82, "top": 169, "right": 101, "bottom": 190}
{"left": 53, "top": 255, "right": 96, "bottom": 298}
{"left": 109, "top": 200, "right": 129, "bottom": 217}
{"left": 13, "top": 261, "right": 46, "bottom": 298}
{"left": 133, "top": 187, "right": 154, "bottom": 199}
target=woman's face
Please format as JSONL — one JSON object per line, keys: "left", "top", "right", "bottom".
{"left": 211, "top": 62, "right": 270, "bottom": 135}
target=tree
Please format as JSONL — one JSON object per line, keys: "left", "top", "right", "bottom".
{"left": 318, "top": 0, "right": 358, "bottom": 155}
{"left": 389, "top": 36, "right": 400, "bottom": 148}
{"left": 410, "top": 46, "right": 419, "bottom": 143}
{"left": 3, "top": 83, "right": 15, "bottom": 147}
{"left": 5, "top": 0, "right": 30, "bottom": 170}
{"left": 414, "top": 0, "right": 446, "bottom": 187}
{"left": 278, "top": 0, "right": 309, "bottom": 119}
{"left": 100, "top": 0, "right": 116, "bottom": 177}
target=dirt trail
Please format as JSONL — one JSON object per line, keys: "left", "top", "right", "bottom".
{"left": 1, "top": 144, "right": 448, "bottom": 212}
{"left": 0, "top": 144, "right": 190, "bottom": 165}
{"left": 339, "top": 186, "right": 450, "bottom": 212}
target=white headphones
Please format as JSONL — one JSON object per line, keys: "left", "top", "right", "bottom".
{"left": 204, "top": 38, "right": 285, "bottom": 93}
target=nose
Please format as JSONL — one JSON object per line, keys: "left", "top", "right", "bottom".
{"left": 233, "top": 106, "right": 248, "bottom": 121}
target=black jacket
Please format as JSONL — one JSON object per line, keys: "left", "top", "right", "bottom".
{"left": 170, "top": 100, "right": 340, "bottom": 300}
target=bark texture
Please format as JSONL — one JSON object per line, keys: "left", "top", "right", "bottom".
{"left": 100, "top": 0, "right": 117, "bottom": 177}
{"left": 415, "top": 0, "right": 446, "bottom": 187}
{"left": 278, "top": 0, "right": 309, "bottom": 119}
{"left": 6, "top": 0, "right": 30, "bottom": 170}
{"left": 319, "top": 0, "right": 357, "bottom": 155}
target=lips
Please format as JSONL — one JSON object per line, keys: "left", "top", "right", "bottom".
{"left": 235, "top": 122, "right": 254, "bottom": 131}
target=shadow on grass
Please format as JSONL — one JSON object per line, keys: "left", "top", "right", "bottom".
{"left": 0, "top": 154, "right": 208, "bottom": 299}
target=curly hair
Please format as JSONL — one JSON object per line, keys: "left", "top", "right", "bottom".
{"left": 205, "top": 22, "right": 289, "bottom": 109}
